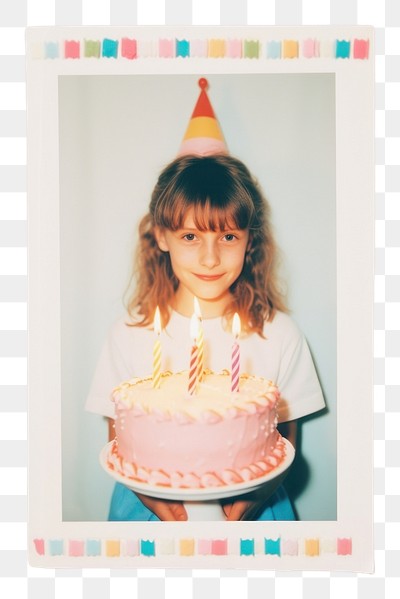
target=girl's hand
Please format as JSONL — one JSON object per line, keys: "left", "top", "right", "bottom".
{"left": 221, "top": 474, "right": 284, "bottom": 521}
{"left": 135, "top": 492, "right": 188, "bottom": 521}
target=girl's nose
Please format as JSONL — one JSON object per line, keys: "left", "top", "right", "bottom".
{"left": 200, "top": 241, "right": 221, "bottom": 269}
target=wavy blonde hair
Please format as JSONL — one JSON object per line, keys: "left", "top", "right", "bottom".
{"left": 126, "top": 154, "right": 287, "bottom": 335}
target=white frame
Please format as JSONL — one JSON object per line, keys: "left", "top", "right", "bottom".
{"left": 27, "top": 25, "right": 374, "bottom": 570}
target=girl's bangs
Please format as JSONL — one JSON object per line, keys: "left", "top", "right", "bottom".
{"left": 156, "top": 192, "right": 255, "bottom": 232}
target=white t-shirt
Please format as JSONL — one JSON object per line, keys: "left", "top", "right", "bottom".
{"left": 85, "top": 310, "right": 325, "bottom": 423}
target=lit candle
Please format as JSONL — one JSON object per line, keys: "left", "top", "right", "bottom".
{"left": 231, "top": 313, "right": 241, "bottom": 393}
{"left": 152, "top": 306, "right": 162, "bottom": 389}
{"left": 188, "top": 313, "right": 199, "bottom": 395}
{"left": 193, "top": 297, "right": 204, "bottom": 382}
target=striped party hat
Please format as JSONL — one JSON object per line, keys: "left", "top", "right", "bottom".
{"left": 178, "top": 78, "right": 228, "bottom": 156}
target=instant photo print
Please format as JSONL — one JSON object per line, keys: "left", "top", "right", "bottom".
{"left": 27, "top": 26, "right": 374, "bottom": 570}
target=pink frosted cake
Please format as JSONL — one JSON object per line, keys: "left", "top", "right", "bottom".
{"left": 107, "top": 369, "right": 286, "bottom": 489}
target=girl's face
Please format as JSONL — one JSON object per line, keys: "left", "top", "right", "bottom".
{"left": 155, "top": 211, "right": 249, "bottom": 318}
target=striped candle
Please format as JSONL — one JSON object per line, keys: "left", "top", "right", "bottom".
{"left": 152, "top": 307, "right": 162, "bottom": 389}
{"left": 188, "top": 314, "right": 199, "bottom": 395}
{"left": 193, "top": 297, "right": 204, "bottom": 381}
{"left": 231, "top": 313, "right": 241, "bottom": 393}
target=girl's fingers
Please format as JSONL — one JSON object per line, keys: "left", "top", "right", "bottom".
{"left": 222, "top": 502, "right": 233, "bottom": 519}
{"left": 225, "top": 500, "right": 249, "bottom": 521}
{"left": 223, "top": 499, "right": 263, "bottom": 521}
{"left": 136, "top": 493, "right": 188, "bottom": 521}
{"left": 168, "top": 502, "right": 188, "bottom": 521}
{"left": 154, "top": 500, "right": 187, "bottom": 521}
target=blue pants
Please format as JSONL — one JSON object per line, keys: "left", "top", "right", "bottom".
{"left": 109, "top": 482, "right": 296, "bottom": 521}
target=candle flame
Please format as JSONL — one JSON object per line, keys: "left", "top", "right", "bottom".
{"left": 232, "top": 313, "right": 241, "bottom": 338}
{"left": 154, "top": 306, "right": 161, "bottom": 336}
{"left": 190, "top": 313, "right": 200, "bottom": 340}
{"left": 193, "top": 297, "right": 202, "bottom": 319}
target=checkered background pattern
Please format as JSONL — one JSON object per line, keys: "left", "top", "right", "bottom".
{"left": 0, "top": 1, "right": 399, "bottom": 598}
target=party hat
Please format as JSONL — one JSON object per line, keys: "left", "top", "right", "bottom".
{"left": 178, "top": 78, "right": 228, "bottom": 156}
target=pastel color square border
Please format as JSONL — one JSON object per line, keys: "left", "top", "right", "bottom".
{"left": 30, "top": 34, "right": 370, "bottom": 62}
{"left": 32, "top": 535, "right": 353, "bottom": 559}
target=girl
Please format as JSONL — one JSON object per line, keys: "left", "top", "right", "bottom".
{"left": 86, "top": 153, "right": 325, "bottom": 522}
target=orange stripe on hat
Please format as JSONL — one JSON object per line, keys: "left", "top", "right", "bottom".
{"left": 178, "top": 78, "right": 228, "bottom": 156}
{"left": 183, "top": 116, "right": 224, "bottom": 141}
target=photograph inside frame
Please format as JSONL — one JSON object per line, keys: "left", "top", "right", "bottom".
{"left": 27, "top": 26, "right": 374, "bottom": 570}
{"left": 60, "top": 72, "right": 335, "bottom": 523}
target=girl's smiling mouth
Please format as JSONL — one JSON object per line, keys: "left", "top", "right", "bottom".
{"left": 193, "top": 273, "right": 225, "bottom": 281}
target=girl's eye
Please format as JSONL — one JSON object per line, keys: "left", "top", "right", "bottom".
{"left": 222, "top": 233, "right": 237, "bottom": 242}
{"left": 183, "top": 233, "right": 197, "bottom": 241}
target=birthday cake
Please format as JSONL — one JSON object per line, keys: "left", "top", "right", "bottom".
{"left": 106, "top": 369, "right": 286, "bottom": 489}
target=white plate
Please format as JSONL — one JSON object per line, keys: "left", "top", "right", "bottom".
{"left": 99, "top": 438, "right": 295, "bottom": 501}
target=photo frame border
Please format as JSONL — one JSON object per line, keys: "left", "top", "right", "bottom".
{"left": 26, "top": 25, "right": 374, "bottom": 571}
